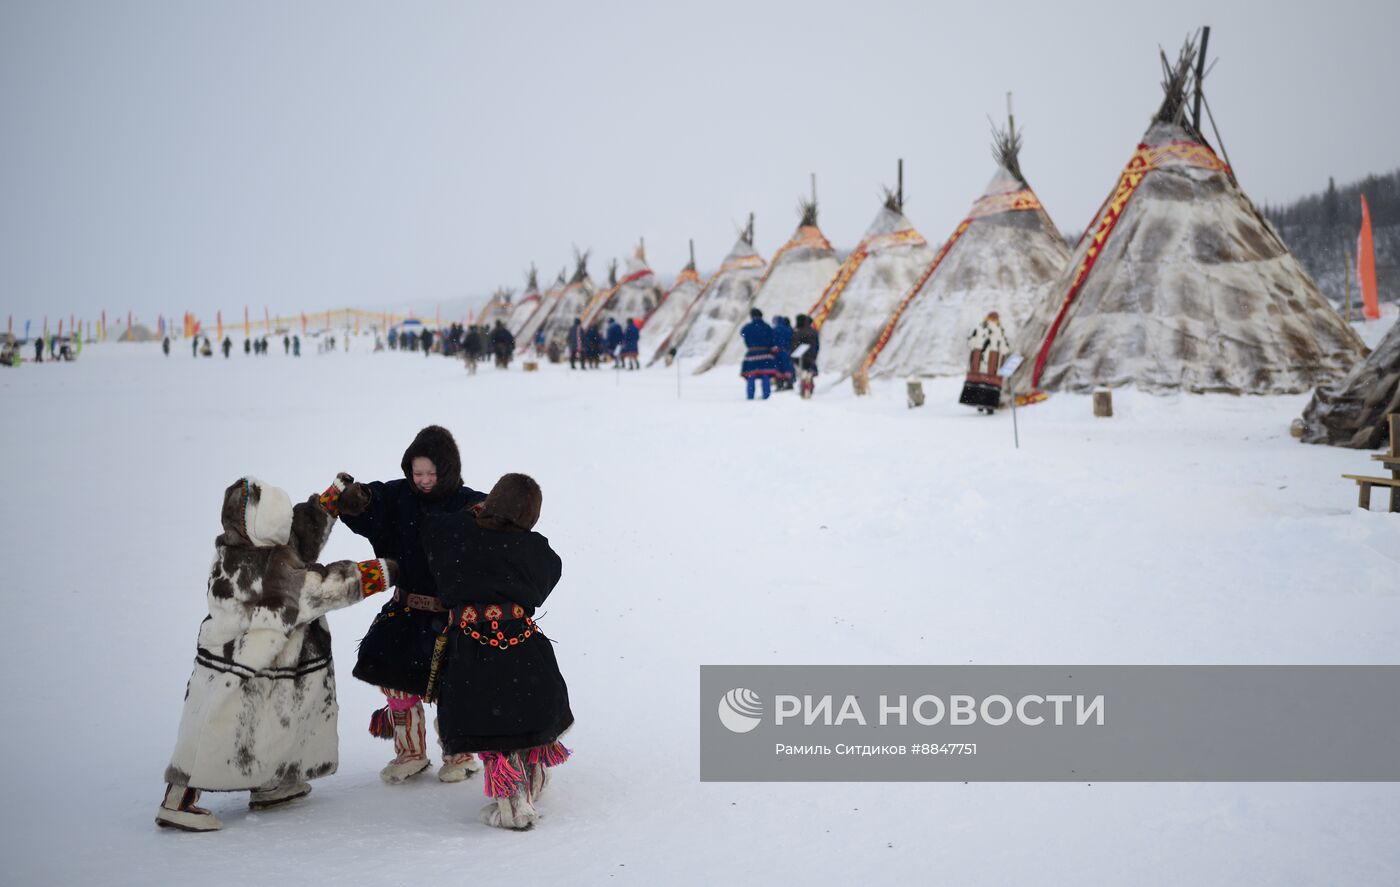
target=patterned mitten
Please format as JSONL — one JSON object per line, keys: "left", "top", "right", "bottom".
{"left": 358, "top": 558, "right": 396, "bottom": 596}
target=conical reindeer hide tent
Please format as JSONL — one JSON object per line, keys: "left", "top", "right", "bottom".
{"left": 1011, "top": 37, "right": 1363, "bottom": 395}
{"left": 663, "top": 226, "right": 767, "bottom": 373}
{"left": 515, "top": 268, "right": 569, "bottom": 345}
{"left": 713, "top": 199, "right": 839, "bottom": 369}
{"left": 864, "top": 129, "right": 1069, "bottom": 378}
{"left": 811, "top": 193, "right": 935, "bottom": 379}
{"left": 642, "top": 257, "right": 705, "bottom": 366}
{"left": 507, "top": 267, "right": 544, "bottom": 337}
{"left": 538, "top": 251, "right": 599, "bottom": 347}
{"left": 586, "top": 245, "right": 664, "bottom": 328}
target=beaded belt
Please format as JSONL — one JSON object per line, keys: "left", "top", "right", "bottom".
{"left": 453, "top": 603, "right": 535, "bottom": 650}
{"left": 395, "top": 591, "right": 446, "bottom": 613}
{"left": 458, "top": 603, "right": 528, "bottom": 623}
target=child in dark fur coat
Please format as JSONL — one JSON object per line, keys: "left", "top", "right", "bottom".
{"left": 422, "top": 473, "right": 572, "bottom": 831}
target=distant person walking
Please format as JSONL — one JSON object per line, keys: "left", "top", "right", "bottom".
{"left": 792, "top": 314, "right": 819, "bottom": 399}
{"left": 739, "top": 308, "right": 779, "bottom": 401}
{"left": 620, "top": 319, "right": 640, "bottom": 370}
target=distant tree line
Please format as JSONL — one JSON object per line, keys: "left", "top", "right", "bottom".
{"left": 1261, "top": 169, "right": 1400, "bottom": 232}
{"left": 1262, "top": 169, "right": 1398, "bottom": 306}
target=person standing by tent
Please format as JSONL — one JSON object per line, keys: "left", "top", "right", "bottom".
{"left": 739, "top": 308, "right": 779, "bottom": 401}
{"left": 162, "top": 336, "right": 171, "bottom": 357}
{"left": 792, "top": 314, "right": 819, "bottom": 399}
{"left": 421, "top": 328, "right": 435, "bottom": 357}
{"left": 620, "top": 318, "right": 641, "bottom": 370}
{"left": 771, "top": 315, "right": 795, "bottom": 391}
{"left": 605, "top": 318, "right": 623, "bottom": 365}
{"left": 568, "top": 319, "right": 584, "bottom": 370}
{"left": 421, "top": 473, "right": 572, "bottom": 831}
{"left": 154, "top": 475, "right": 397, "bottom": 832}
{"left": 585, "top": 321, "right": 603, "bottom": 370}
{"left": 338, "top": 426, "right": 488, "bottom": 785}
{"left": 959, "top": 311, "right": 1010, "bottom": 414}
{"left": 33, "top": 336, "right": 43, "bottom": 363}
{"left": 490, "top": 320, "right": 514, "bottom": 369}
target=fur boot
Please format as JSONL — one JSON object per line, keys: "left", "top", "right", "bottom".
{"left": 248, "top": 780, "right": 312, "bottom": 810}
{"left": 439, "top": 753, "right": 482, "bottom": 783}
{"left": 479, "top": 752, "right": 537, "bottom": 831}
{"left": 155, "top": 783, "right": 222, "bottom": 832}
{"left": 435, "top": 715, "right": 481, "bottom": 782}
{"left": 380, "top": 695, "right": 431, "bottom": 784}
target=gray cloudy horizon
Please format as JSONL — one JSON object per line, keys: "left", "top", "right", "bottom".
{"left": 2, "top": 0, "right": 1397, "bottom": 327}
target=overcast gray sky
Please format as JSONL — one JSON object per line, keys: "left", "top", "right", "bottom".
{"left": 2, "top": 0, "right": 1396, "bottom": 327}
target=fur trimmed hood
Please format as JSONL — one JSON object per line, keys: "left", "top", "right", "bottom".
{"left": 478, "top": 473, "right": 542, "bottom": 532}
{"left": 400, "top": 425, "right": 463, "bottom": 502}
{"left": 218, "top": 477, "right": 293, "bottom": 547}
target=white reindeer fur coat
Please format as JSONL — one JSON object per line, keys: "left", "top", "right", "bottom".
{"left": 165, "top": 477, "right": 383, "bottom": 792}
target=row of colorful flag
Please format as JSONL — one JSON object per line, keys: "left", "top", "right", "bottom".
{"left": 5, "top": 307, "right": 482, "bottom": 342}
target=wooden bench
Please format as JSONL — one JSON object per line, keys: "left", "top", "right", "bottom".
{"left": 1342, "top": 474, "right": 1400, "bottom": 512}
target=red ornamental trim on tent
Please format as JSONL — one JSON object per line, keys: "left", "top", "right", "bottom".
{"left": 860, "top": 187, "right": 1044, "bottom": 374}
{"left": 583, "top": 267, "right": 657, "bottom": 326}
{"left": 859, "top": 219, "right": 975, "bottom": 375}
{"left": 581, "top": 285, "right": 620, "bottom": 326}
{"left": 640, "top": 267, "right": 703, "bottom": 330}
{"left": 720, "top": 254, "right": 765, "bottom": 273}
{"left": 1029, "top": 140, "right": 1229, "bottom": 388}
{"left": 755, "top": 226, "right": 834, "bottom": 290}
{"left": 808, "top": 228, "right": 925, "bottom": 329}
{"left": 967, "top": 189, "right": 1042, "bottom": 220}
{"left": 649, "top": 268, "right": 724, "bottom": 359}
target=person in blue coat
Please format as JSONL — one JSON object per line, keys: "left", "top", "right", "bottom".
{"left": 620, "top": 318, "right": 641, "bottom": 370}
{"left": 771, "top": 315, "right": 795, "bottom": 391}
{"left": 739, "top": 308, "right": 779, "bottom": 400}
{"left": 604, "top": 317, "right": 623, "bottom": 365}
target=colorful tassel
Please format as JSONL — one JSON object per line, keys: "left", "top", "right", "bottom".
{"left": 368, "top": 705, "right": 395, "bottom": 739}
{"left": 482, "top": 752, "right": 526, "bottom": 798}
{"left": 526, "top": 741, "right": 572, "bottom": 768}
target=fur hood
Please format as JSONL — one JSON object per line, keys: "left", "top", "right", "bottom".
{"left": 217, "top": 477, "right": 293, "bottom": 548}
{"left": 400, "top": 425, "right": 463, "bottom": 502}
{"left": 478, "top": 473, "right": 542, "bottom": 532}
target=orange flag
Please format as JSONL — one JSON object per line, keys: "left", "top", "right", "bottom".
{"left": 1358, "top": 195, "right": 1380, "bottom": 321}
{"left": 217, "top": 310, "right": 224, "bottom": 341}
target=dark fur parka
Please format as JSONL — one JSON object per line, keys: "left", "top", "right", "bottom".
{"left": 345, "top": 426, "right": 486, "bottom": 694}
{"left": 422, "top": 512, "right": 571, "bottom": 753}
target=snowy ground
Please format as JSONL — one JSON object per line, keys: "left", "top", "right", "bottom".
{"left": 3, "top": 334, "right": 1399, "bottom": 885}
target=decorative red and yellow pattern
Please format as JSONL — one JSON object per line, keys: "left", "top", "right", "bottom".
{"left": 967, "top": 188, "right": 1042, "bottom": 220}
{"left": 809, "top": 228, "right": 926, "bottom": 329}
{"left": 859, "top": 219, "right": 975, "bottom": 374}
{"left": 317, "top": 482, "right": 342, "bottom": 516}
{"left": 357, "top": 559, "right": 388, "bottom": 596}
{"left": 1029, "top": 139, "right": 1229, "bottom": 389}
{"left": 755, "top": 225, "right": 834, "bottom": 289}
